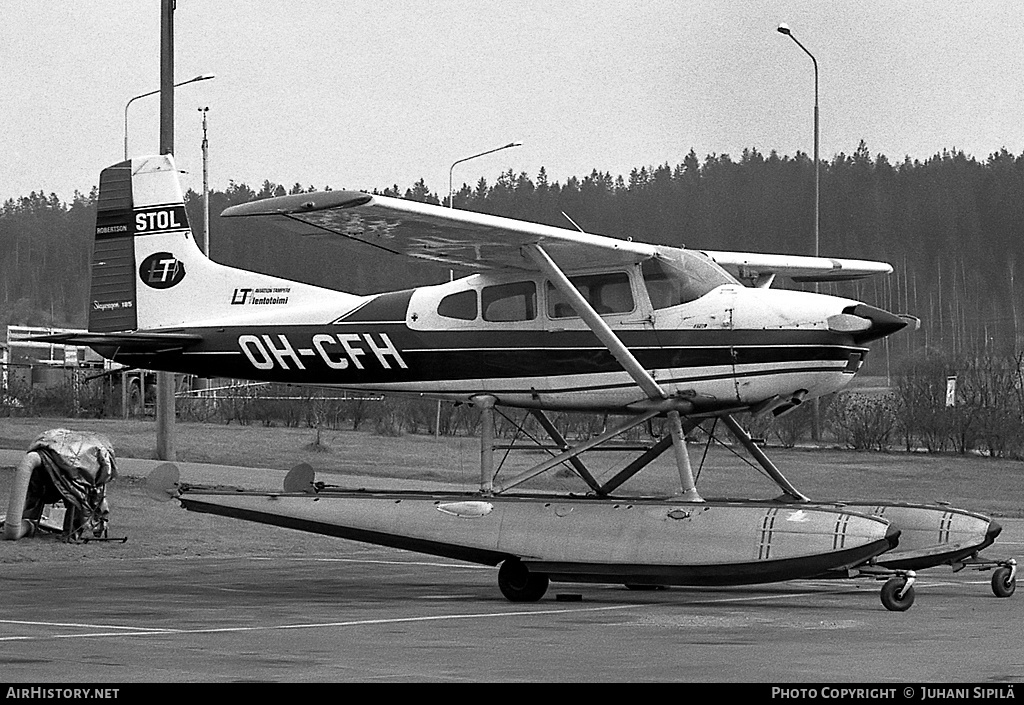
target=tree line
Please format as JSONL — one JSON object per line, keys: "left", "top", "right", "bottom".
{"left": 5, "top": 142, "right": 1024, "bottom": 373}
{"left": 10, "top": 138, "right": 1024, "bottom": 456}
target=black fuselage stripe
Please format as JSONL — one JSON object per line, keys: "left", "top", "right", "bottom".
{"left": 110, "top": 322, "right": 866, "bottom": 387}
{"left": 128, "top": 347, "right": 848, "bottom": 394}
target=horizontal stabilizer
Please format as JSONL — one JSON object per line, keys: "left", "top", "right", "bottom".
{"left": 219, "top": 190, "right": 373, "bottom": 217}
{"left": 29, "top": 331, "right": 202, "bottom": 352}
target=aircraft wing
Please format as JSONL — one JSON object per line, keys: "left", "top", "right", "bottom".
{"left": 222, "top": 191, "right": 894, "bottom": 282}
{"left": 701, "top": 250, "right": 893, "bottom": 284}
{"left": 221, "top": 191, "right": 659, "bottom": 272}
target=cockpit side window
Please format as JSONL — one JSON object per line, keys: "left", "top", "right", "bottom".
{"left": 642, "top": 254, "right": 734, "bottom": 309}
{"left": 547, "top": 272, "right": 634, "bottom": 318}
{"left": 482, "top": 281, "right": 537, "bottom": 322}
{"left": 437, "top": 290, "right": 478, "bottom": 320}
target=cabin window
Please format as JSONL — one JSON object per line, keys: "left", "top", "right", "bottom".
{"left": 642, "top": 254, "right": 735, "bottom": 309}
{"left": 547, "top": 272, "right": 634, "bottom": 318}
{"left": 482, "top": 281, "right": 537, "bottom": 322}
{"left": 438, "top": 290, "right": 477, "bottom": 320}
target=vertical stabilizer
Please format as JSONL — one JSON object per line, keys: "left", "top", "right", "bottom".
{"left": 88, "top": 155, "right": 358, "bottom": 333}
{"left": 89, "top": 155, "right": 200, "bottom": 332}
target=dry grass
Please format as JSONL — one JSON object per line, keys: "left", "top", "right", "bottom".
{"left": 2, "top": 414, "right": 1022, "bottom": 569}
{"left": 2, "top": 414, "right": 1023, "bottom": 517}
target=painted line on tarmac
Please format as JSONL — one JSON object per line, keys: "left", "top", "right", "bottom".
{"left": 0, "top": 618, "right": 176, "bottom": 637}
{"left": 0, "top": 618, "right": 168, "bottom": 631}
{"left": 670, "top": 588, "right": 877, "bottom": 605}
{"left": 0, "top": 605, "right": 644, "bottom": 642}
{"left": 0, "top": 589, "right": 835, "bottom": 643}
{"left": 252, "top": 556, "right": 491, "bottom": 570}
{"left": 78, "top": 554, "right": 491, "bottom": 569}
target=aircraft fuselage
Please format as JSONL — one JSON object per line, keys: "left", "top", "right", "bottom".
{"left": 104, "top": 271, "right": 894, "bottom": 414}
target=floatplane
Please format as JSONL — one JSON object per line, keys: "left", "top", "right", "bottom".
{"left": 44, "top": 154, "right": 1015, "bottom": 610}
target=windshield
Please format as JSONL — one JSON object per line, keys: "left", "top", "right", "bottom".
{"left": 642, "top": 252, "right": 737, "bottom": 309}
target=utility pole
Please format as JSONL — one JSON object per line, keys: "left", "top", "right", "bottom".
{"left": 199, "top": 107, "right": 210, "bottom": 256}
{"left": 196, "top": 106, "right": 211, "bottom": 400}
{"left": 156, "top": 0, "right": 176, "bottom": 461}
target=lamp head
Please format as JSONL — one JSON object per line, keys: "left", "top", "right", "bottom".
{"left": 777, "top": 23, "right": 792, "bottom": 35}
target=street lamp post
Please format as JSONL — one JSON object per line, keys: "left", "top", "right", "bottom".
{"left": 448, "top": 141, "right": 522, "bottom": 209}
{"left": 777, "top": 23, "right": 818, "bottom": 263}
{"left": 124, "top": 73, "right": 215, "bottom": 160}
{"left": 438, "top": 141, "right": 522, "bottom": 438}
{"left": 778, "top": 22, "right": 821, "bottom": 440}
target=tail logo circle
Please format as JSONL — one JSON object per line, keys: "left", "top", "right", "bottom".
{"left": 139, "top": 252, "right": 186, "bottom": 289}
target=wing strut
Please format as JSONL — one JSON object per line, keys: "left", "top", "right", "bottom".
{"left": 525, "top": 244, "right": 662, "bottom": 399}
{"left": 523, "top": 244, "right": 703, "bottom": 502}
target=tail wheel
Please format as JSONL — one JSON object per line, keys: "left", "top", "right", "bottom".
{"left": 498, "top": 559, "right": 549, "bottom": 602}
{"left": 992, "top": 567, "right": 1016, "bottom": 598}
{"left": 880, "top": 577, "right": 915, "bottom": 612}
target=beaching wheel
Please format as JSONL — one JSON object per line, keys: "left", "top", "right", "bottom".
{"left": 991, "top": 566, "right": 1016, "bottom": 598}
{"left": 498, "top": 558, "right": 549, "bottom": 602}
{"left": 880, "top": 577, "right": 915, "bottom": 612}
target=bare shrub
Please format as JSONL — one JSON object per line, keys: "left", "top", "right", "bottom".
{"left": 828, "top": 393, "right": 897, "bottom": 451}
{"left": 767, "top": 402, "right": 814, "bottom": 448}
{"left": 373, "top": 398, "right": 403, "bottom": 436}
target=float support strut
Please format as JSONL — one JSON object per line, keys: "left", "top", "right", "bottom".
{"left": 474, "top": 394, "right": 497, "bottom": 496}
{"left": 668, "top": 410, "right": 703, "bottom": 502}
{"left": 529, "top": 409, "right": 602, "bottom": 493}
{"left": 493, "top": 410, "right": 660, "bottom": 493}
{"left": 597, "top": 434, "right": 674, "bottom": 496}
{"left": 721, "top": 413, "right": 809, "bottom": 501}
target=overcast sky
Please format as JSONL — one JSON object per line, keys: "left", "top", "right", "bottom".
{"left": 4, "top": 1, "right": 1023, "bottom": 202}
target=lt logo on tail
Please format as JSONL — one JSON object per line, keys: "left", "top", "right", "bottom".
{"left": 138, "top": 252, "right": 185, "bottom": 289}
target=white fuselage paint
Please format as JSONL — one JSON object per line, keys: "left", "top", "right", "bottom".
{"left": 116, "top": 155, "right": 886, "bottom": 416}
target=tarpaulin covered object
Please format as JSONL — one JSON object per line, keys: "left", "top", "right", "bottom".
{"left": 3, "top": 429, "right": 117, "bottom": 540}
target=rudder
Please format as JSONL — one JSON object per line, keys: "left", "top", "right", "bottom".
{"left": 90, "top": 159, "right": 140, "bottom": 332}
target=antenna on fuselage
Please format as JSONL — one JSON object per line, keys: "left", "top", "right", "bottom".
{"left": 561, "top": 211, "right": 587, "bottom": 234}
{"left": 564, "top": 210, "right": 635, "bottom": 242}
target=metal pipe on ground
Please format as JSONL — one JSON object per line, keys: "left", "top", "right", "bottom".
{"left": 3, "top": 451, "right": 43, "bottom": 540}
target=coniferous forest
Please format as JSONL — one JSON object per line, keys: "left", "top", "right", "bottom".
{"left": 8, "top": 142, "right": 1024, "bottom": 453}
{"left": 5, "top": 141, "right": 1024, "bottom": 363}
